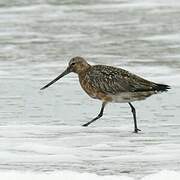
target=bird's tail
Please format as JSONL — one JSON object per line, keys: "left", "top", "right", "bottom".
{"left": 154, "top": 83, "right": 170, "bottom": 92}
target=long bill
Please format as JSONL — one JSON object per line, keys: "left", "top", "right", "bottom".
{"left": 40, "top": 67, "right": 70, "bottom": 90}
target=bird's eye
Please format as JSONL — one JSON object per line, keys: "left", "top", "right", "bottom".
{"left": 71, "top": 62, "right": 75, "bottom": 66}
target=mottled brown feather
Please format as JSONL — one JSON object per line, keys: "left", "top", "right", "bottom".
{"left": 79, "top": 71, "right": 112, "bottom": 101}
{"left": 83, "top": 65, "right": 157, "bottom": 95}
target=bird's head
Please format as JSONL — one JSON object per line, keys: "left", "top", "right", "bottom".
{"left": 68, "top": 56, "right": 90, "bottom": 74}
{"left": 40, "top": 56, "right": 90, "bottom": 90}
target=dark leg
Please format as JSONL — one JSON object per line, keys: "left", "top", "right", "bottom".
{"left": 82, "top": 102, "right": 106, "bottom": 127}
{"left": 128, "top": 102, "right": 141, "bottom": 133}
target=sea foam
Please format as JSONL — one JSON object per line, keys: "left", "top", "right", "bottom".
{"left": 0, "top": 170, "right": 179, "bottom": 180}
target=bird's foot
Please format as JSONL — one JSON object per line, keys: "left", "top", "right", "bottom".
{"left": 133, "top": 128, "right": 141, "bottom": 133}
{"left": 82, "top": 123, "right": 89, "bottom": 127}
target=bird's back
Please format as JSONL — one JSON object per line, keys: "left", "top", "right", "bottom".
{"left": 80, "top": 65, "right": 169, "bottom": 102}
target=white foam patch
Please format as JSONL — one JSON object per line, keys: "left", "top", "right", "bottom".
{"left": 141, "top": 170, "right": 180, "bottom": 180}
{"left": 142, "top": 34, "right": 180, "bottom": 42}
{"left": 0, "top": 170, "right": 180, "bottom": 180}
{"left": 0, "top": 171, "right": 132, "bottom": 180}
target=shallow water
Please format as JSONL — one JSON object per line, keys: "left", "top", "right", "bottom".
{"left": 0, "top": 0, "right": 180, "bottom": 178}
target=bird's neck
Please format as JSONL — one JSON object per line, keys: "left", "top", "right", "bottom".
{"left": 75, "top": 64, "right": 91, "bottom": 76}
{"left": 77, "top": 65, "right": 91, "bottom": 79}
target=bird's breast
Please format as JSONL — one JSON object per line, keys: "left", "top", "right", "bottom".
{"left": 79, "top": 75, "right": 112, "bottom": 102}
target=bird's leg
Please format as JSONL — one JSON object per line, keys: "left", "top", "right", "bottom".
{"left": 128, "top": 102, "right": 141, "bottom": 133}
{"left": 82, "top": 102, "right": 106, "bottom": 127}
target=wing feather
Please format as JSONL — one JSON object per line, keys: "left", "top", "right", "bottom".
{"left": 86, "top": 65, "right": 155, "bottom": 95}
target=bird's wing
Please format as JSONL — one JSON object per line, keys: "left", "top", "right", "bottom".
{"left": 86, "top": 65, "right": 156, "bottom": 95}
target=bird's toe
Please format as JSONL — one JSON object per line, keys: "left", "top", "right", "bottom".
{"left": 133, "top": 128, "right": 141, "bottom": 133}
{"left": 82, "top": 123, "right": 89, "bottom": 127}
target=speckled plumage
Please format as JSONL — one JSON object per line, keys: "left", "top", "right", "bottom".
{"left": 41, "top": 56, "right": 170, "bottom": 133}
{"left": 79, "top": 64, "right": 170, "bottom": 104}
{"left": 80, "top": 65, "right": 156, "bottom": 101}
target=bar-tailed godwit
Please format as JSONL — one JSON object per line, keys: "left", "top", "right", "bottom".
{"left": 41, "top": 56, "right": 170, "bottom": 133}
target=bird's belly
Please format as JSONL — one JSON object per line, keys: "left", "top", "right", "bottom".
{"left": 110, "top": 91, "right": 155, "bottom": 103}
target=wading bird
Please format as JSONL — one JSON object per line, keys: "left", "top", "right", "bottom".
{"left": 41, "top": 56, "right": 170, "bottom": 133}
